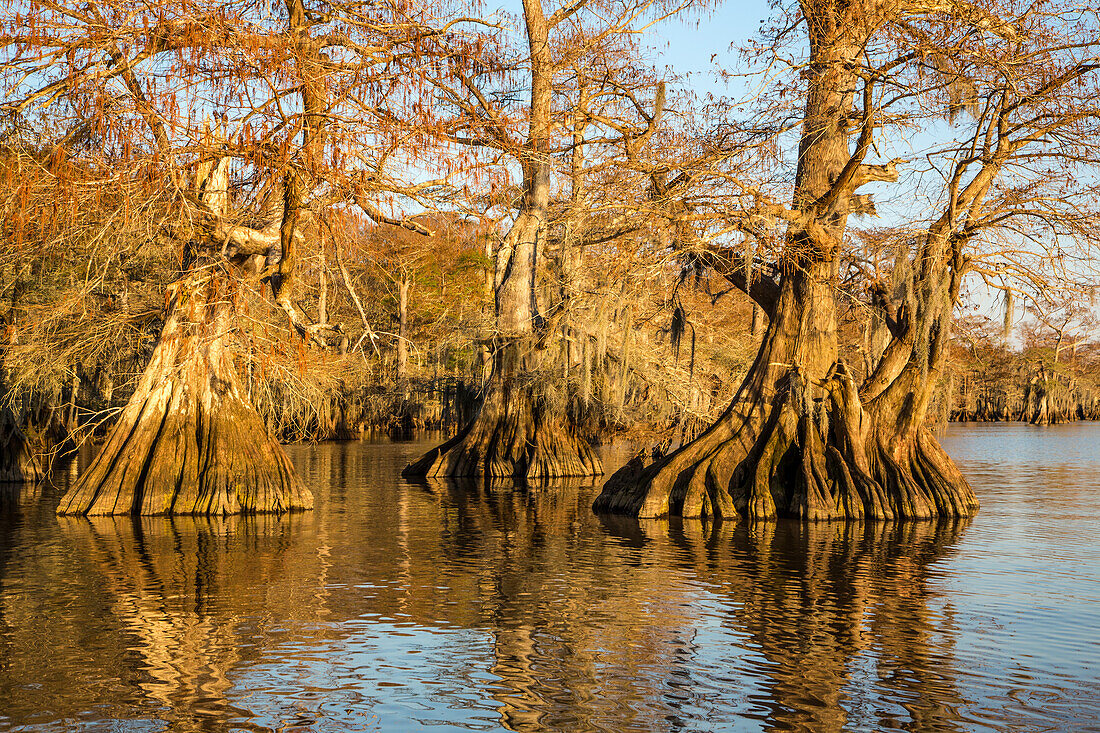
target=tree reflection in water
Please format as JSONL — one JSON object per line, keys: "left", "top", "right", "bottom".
{"left": 426, "top": 476, "right": 970, "bottom": 732}
{"left": 55, "top": 512, "right": 328, "bottom": 732}
{"left": 649, "top": 518, "right": 970, "bottom": 732}
{"left": 0, "top": 451, "right": 971, "bottom": 733}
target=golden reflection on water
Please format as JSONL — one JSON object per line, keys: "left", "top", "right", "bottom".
{"left": 4, "top": 433, "right": 1092, "bottom": 732}
{"left": 52, "top": 513, "right": 329, "bottom": 732}
{"left": 667, "top": 519, "right": 969, "bottom": 733}
{"left": 412, "top": 474, "right": 971, "bottom": 732}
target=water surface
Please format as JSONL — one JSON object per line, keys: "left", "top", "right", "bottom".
{"left": 0, "top": 424, "right": 1097, "bottom": 731}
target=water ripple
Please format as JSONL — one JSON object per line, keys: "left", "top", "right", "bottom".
{"left": 0, "top": 426, "right": 1097, "bottom": 731}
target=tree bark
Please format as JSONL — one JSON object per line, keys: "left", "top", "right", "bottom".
{"left": 1, "top": 321, "right": 44, "bottom": 482}
{"left": 318, "top": 244, "right": 329, "bottom": 327}
{"left": 56, "top": 268, "right": 314, "bottom": 515}
{"left": 594, "top": 259, "right": 844, "bottom": 519}
{"left": 403, "top": 0, "right": 602, "bottom": 480}
{"left": 403, "top": 339, "right": 602, "bottom": 479}
{"left": 593, "top": 260, "right": 978, "bottom": 520}
{"left": 0, "top": 407, "right": 43, "bottom": 483}
{"left": 594, "top": 1, "right": 977, "bottom": 521}
{"left": 396, "top": 276, "right": 410, "bottom": 383}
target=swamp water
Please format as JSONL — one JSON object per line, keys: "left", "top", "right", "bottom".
{"left": 0, "top": 423, "right": 1097, "bottom": 731}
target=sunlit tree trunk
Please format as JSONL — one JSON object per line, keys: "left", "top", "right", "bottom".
{"left": 396, "top": 276, "right": 410, "bottom": 384}
{"left": 53, "top": 0, "right": 344, "bottom": 515}
{"left": 404, "top": 0, "right": 601, "bottom": 480}
{"left": 595, "top": 1, "right": 979, "bottom": 520}
{"left": 318, "top": 244, "right": 329, "bottom": 328}
{"left": 57, "top": 267, "right": 313, "bottom": 514}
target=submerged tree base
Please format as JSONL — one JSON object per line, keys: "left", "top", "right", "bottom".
{"left": 0, "top": 409, "right": 43, "bottom": 483}
{"left": 403, "top": 343, "right": 602, "bottom": 480}
{"left": 595, "top": 365, "right": 979, "bottom": 521}
{"left": 56, "top": 272, "right": 314, "bottom": 516}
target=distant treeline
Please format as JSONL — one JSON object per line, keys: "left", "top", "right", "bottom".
{"left": 948, "top": 316, "right": 1100, "bottom": 425}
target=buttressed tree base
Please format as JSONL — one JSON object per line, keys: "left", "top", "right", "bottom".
{"left": 594, "top": 0, "right": 1028, "bottom": 522}
{"left": 404, "top": 340, "right": 602, "bottom": 480}
{"left": 404, "top": 0, "right": 618, "bottom": 483}
{"left": 56, "top": 271, "right": 314, "bottom": 516}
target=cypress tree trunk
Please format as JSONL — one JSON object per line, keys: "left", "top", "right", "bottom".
{"left": 593, "top": 263, "right": 978, "bottom": 521}
{"left": 403, "top": 211, "right": 602, "bottom": 480}
{"left": 56, "top": 268, "right": 313, "bottom": 515}
{"left": 0, "top": 407, "right": 42, "bottom": 483}
{"left": 396, "top": 276, "right": 410, "bottom": 384}
{"left": 595, "top": 1, "right": 978, "bottom": 521}
{"left": 594, "top": 259, "right": 844, "bottom": 519}
{"left": 404, "top": 0, "right": 602, "bottom": 481}
{"left": 1, "top": 318, "right": 44, "bottom": 483}
{"left": 403, "top": 337, "right": 601, "bottom": 479}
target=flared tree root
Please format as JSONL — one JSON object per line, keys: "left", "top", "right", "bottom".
{"left": 0, "top": 409, "right": 43, "bottom": 483}
{"left": 57, "top": 274, "right": 313, "bottom": 516}
{"left": 594, "top": 367, "right": 978, "bottom": 521}
{"left": 404, "top": 375, "right": 602, "bottom": 481}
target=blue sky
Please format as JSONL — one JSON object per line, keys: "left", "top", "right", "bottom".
{"left": 643, "top": 1, "right": 775, "bottom": 93}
